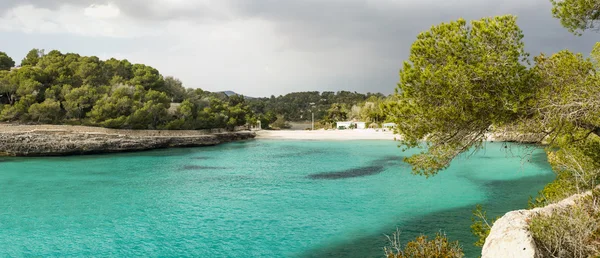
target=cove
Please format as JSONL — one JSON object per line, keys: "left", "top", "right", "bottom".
{"left": 0, "top": 140, "right": 554, "bottom": 257}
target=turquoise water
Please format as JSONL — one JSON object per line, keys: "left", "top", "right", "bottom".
{"left": 0, "top": 140, "right": 554, "bottom": 257}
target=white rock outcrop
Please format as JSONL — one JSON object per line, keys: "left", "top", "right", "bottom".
{"left": 481, "top": 186, "right": 599, "bottom": 258}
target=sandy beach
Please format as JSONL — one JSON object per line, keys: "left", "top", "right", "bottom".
{"left": 255, "top": 129, "right": 399, "bottom": 140}
{"left": 255, "top": 129, "right": 545, "bottom": 143}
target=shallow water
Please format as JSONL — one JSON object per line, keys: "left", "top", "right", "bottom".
{"left": 0, "top": 140, "right": 554, "bottom": 257}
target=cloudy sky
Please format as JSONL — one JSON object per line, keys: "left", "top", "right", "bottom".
{"left": 0, "top": 0, "right": 597, "bottom": 97}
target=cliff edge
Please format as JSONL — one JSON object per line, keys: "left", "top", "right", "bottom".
{"left": 481, "top": 186, "right": 599, "bottom": 258}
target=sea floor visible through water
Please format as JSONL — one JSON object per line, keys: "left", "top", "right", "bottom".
{"left": 0, "top": 140, "right": 554, "bottom": 257}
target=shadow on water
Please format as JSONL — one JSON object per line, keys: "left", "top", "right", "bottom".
{"left": 271, "top": 149, "right": 329, "bottom": 158}
{"left": 298, "top": 173, "right": 555, "bottom": 258}
{"left": 181, "top": 165, "right": 229, "bottom": 170}
{"left": 307, "top": 166, "right": 386, "bottom": 180}
{"left": 190, "top": 156, "right": 211, "bottom": 160}
{"left": 371, "top": 155, "right": 407, "bottom": 166}
{"left": 307, "top": 155, "right": 406, "bottom": 180}
{"left": 529, "top": 151, "right": 552, "bottom": 169}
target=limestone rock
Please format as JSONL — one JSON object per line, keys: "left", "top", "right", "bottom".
{"left": 0, "top": 127, "right": 255, "bottom": 156}
{"left": 482, "top": 186, "right": 599, "bottom": 258}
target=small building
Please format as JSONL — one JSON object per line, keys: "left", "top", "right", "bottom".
{"left": 336, "top": 121, "right": 352, "bottom": 129}
{"left": 354, "top": 122, "right": 366, "bottom": 129}
{"left": 336, "top": 121, "right": 366, "bottom": 130}
{"left": 383, "top": 123, "right": 397, "bottom": 129}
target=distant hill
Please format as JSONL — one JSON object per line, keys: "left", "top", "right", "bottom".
{"left": 218, "top": 91, "right": 255, "bottom": 99}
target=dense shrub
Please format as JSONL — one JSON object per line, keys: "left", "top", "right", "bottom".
{"left": 384, "top": 230, "right": 463, "bottom": 258}
{"left": 529, "top": 189, "right": 600, "bottom": 258}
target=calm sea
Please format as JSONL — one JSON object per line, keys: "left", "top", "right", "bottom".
{"left": 0, "top": 140, "right": 554, "bottom": 257}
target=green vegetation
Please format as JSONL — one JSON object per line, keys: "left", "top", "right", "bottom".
{"left": 386, "top": 1, "right": 600, "bottom": 254}
{"left": 551, "top": 0, "right": 600, "bottom": 35}
{"left": 0, "top": 52, "right": 15, "bottom": 71}
{"left": 384, "top": 229, "right": 464, "bottom": 258}
{"left": 0, "top": 50, "right": 253, "bottom": 130}
{"left": 391, "top": 16, "right": 599, "bottom": 199}
{"left": 530, "top": 189, "right": 600, "bottom": 258}
{"left": 394, "top": 15, "right": 532, "bottom": 176}
{"left": 0, "top": 49, "right": 391, "bottom": 131}
{"left": 249, "top": 92, "right": 396, "bottom": 129}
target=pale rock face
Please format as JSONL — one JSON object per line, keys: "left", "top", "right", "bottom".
{"left": 0, "top": 125, "right": 255, "bottom": 156}
{"left": 481, "top": 187, "right": 598, "bottom": 258}
{"left": 481, "top": 209, "right": 537, "bottom": 258}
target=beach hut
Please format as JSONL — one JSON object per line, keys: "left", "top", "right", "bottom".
{"left": 336, "top": 121, "right": 367, "bottom": 129}
{"left": 354, "top": 122, "right": 366, "bottom": 129}
{"left": 336, "top": 121, "right": 352, "bottom": 129}
{"left": 383, "top": 123, "right": 397, "bottom": 129}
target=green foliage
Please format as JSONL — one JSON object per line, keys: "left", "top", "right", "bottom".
{"left": 529, "top": 189, "right": 600, "bottom": 257}
{"left": 393, "top": 15, "right": 532, "bottom": 176}
{"left": 525, "top": 49, "right": 600, "bottom": 205}
{"left": 529, "top": 171, "right": 579, "bottom": 208}
{"left": 270, "top": 115, "right": 291, "bottom": 129}
{"left": 325, "top": 103, "right": 348, "bottom": 123}
{"left": 130, "top": 64, "right": 165, "bottom": 91}
{"left": 592, "top": 42, "right": 600, "bottom": 67}
{"left": 28, "top": 99, "right": 62, "bottom": 123}
{"left": 248, "top": 91, "right": 386, "bottom": 123}
{"left": 0, "top": 95, "right": 35, "bottom": 121}
{"left": 0, "top": 49, "right": 254, "bottom": 130}
{"left": 129, "top": 90, "right": 170, "bottom": 129}
{"left": 21, "top": 49, "right": 44, "bottom": 67}
{"left": 470, "top": 205, "right": 499, "bottom": 247}
{"left": 164, "top": 76, "right": 186, "bottom": 102}
{"left": 63, "top": 85, "right": 100, "bottom": 119}
{"left": 384, "top": 230, "right": 464, "bottom": 258}
{"left": 391, "top": 15, "right": 600, "bottom": 253}
{"left": 550, "top": 0, "right": 600, "bottom": 35}
{"left": 0, "top": 51, "right": 15, "bottom": 71}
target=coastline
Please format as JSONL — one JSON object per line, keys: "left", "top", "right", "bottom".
{"left": 0, "top": 124, "right": 544, "bottom": 156}
{"left": 0, "top": 124, "right": 255, "bottom": 157}
{"left": 255, "top": 129, "right": 543, "bottom": 143}
{"left": 255, "top": 129, "right": 398, "bottom": 140}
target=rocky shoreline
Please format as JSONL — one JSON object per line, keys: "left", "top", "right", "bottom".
{"left": 481, "top": 185, "right": 600, "bottom": 258}
{"left": 0, "top": 124, "right": 255, "bottom": 156}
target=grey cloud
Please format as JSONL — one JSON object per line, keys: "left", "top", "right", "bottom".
{"left": 224, "top": 0, "right": 596, "bottom": 94}
{"left": 0, "top": 0, "right": 229, "bottom": 22}
{"left": 114, "top": 0, "right": 233, "bottom": 22}
{"left": 0, "top": 0, "right": 101, "bottom": 11}
{"left": 1, "top": 0, "right": 597, "bottom": 96}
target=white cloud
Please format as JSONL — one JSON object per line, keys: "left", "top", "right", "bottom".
{"left": 84, "top": 3, "right": 120, "bottom": 19}
{"left": 0, "top": 4, "right": 154, "bottom": 38}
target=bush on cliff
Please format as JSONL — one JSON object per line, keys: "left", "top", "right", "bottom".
{"left": 529, "top": 189, "right": 600, "bottom": 258}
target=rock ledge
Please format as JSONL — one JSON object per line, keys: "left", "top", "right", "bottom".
{"left": 482, "top": 186, "right": 599, "bottom": 258}
{"left": 0, "top": 124, "right": 255, "bottom": 156}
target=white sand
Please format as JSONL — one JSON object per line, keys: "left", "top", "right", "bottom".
{"left": 255, "top": 129, "right": 399, "bottom": 140}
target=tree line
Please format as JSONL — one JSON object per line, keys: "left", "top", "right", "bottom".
{"left": 0, "top": 49, "right": 253, "bottom": 130}
{"left": 248, "top": 91, "right": 399, "bottom": 129}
